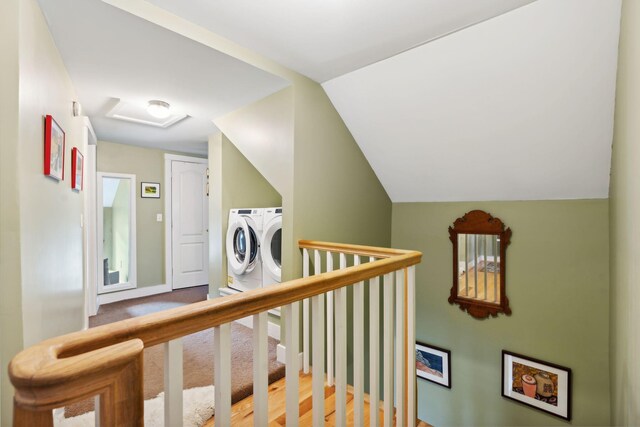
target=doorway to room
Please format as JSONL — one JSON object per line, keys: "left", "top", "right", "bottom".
{"left": 164, "top": 154, "right": 209, "bottom": 290}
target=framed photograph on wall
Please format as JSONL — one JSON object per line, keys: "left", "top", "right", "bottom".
{"left": 416, "top": 342, "right": 451, "bottom": 388}
{"left": 141, "top": 182, "right": 160, "bottom": 198}
{"left": 502, "top": 350, "right": 571, "bottom": 420}
{"left": 44, "top": 115, "right": 65, "bottom": 180}
{"left": 71, "top": 148, "right": 84, "bottom": 191}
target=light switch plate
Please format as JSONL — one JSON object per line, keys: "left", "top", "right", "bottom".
{"left": 156, "top": 213, "right": 163, "bottom": 222}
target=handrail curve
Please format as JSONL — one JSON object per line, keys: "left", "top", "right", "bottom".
{"left": 11, "top": 340, "right": 144, "bottom": 410}
{"left": 9, "top": 240, "right": 421, "bottom": 413}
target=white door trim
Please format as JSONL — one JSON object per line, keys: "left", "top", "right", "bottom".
{"left": 164, "top": 154, "right": 208, "bottom": 290}
{"left": 83, "top": 119, "right": 98, "bottom": 328}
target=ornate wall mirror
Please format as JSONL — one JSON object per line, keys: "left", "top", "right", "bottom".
{"left": 448, "top": 210, "right": 511, "bottom": 319}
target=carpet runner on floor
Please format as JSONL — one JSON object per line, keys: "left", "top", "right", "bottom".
{"left": 56, "top": 386, "right": 215, "bottom": 427}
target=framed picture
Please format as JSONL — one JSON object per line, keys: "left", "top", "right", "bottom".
{"left": 141, "top": 182, "right": 160, "bottom": 198}
{"left": 416, "top": 342, "right": 451, "bottom": 388}
{"left": 71, "top": 148, "right": 84, "bottom": 191}
{"left": 44, "top": 115, "right": 65, "bottom": 180}
{"left": 502, "top": 350, "right": 571, "bottom": 420}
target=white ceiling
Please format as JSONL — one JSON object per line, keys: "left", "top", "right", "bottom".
{"left": 323, "top": 0, "right": 621, "bottom": 202}
{"left": 36, "top": 0, "right": 621, "bottom": 202}
{"left": 37, "top": 0, "right": 289, "bottom": 155}
{"left": 145, "top": 0, "right": 534, "bottom": 83}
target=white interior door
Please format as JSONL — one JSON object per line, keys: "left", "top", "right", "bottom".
{"left": 171, "top": 160, "right": 209, "bottom": 289}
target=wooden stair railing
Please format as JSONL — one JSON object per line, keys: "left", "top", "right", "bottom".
{"left": 9, "top": 240, "right": 421, "bottom": 427}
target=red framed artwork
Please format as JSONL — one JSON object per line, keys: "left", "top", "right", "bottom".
{"left": 44, "top": 115, "right": 65, "bottom": 180}
{"left": 71, "top": 147, "right": 84, "bottom": 191}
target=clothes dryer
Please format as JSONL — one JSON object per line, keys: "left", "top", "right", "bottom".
{"left": 261, "top": 207, "right": 282, "bottom": 287}
{"left": 226, "top": 208, "right": 263, "bottom": 291}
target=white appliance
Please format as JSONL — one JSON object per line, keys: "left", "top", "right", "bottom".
{"left": 261, "top": 207, "right": 282, "bottom": 287}
{"left": 226, "top": 208, "right": 263, "bottom": 291}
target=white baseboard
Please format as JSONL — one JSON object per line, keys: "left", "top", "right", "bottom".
{"left": 268, "top": 320, "right": 281, "bottom": 340}
{"left": 277, "top": 344, "right": 304, "bottom": 365}
{"left": 277, "top": 344, "right": 286, "bottom": 364}
{"left": 98, "top": 284, "right": 171, "bottom": 305}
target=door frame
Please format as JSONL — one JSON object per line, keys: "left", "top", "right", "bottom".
{"left": 83, "top": 118, "right": 98, "bottom": 327}
{"left": 164, "top": 153, "right": 208, "bottom": 290}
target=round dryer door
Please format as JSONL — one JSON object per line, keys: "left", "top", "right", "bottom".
{"left": 261, "top": 214, "right": 282, "bottom": 282}
{"left": 226, "top": 216, "right": 259, "bottom": 275}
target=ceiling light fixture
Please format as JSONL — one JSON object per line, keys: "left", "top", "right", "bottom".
{"left": 147, "top": 100, "right": 171, "bottom": 119}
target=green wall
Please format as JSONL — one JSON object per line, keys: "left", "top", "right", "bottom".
{"left": 209, "top": 132, "right": 282, "bottom": 295}
{"left": 392, "top": 200, "right": 610, "bottom": 426}
{"left": 291, "top": 81, "right": 392, "bottom": 276}
{"left": 1, "top": 0, "right": 87, "bottom": 422}
{"left": 97, "top": 140, "right": 204, "bottom": 288}
{"left": 609, "top": 0, "right": 640, "bottom": 424}
{"left": 0, "top": 0, "right": 22, "bottom": 422}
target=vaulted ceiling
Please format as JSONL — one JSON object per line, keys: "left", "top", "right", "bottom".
{"left": 37, "top": 0, "right": 621, "bottom": 201}
{"left": 323, "top": 0, "right": 621, "bottom": 201}
{"left": 143, "top": 0, "right": 534, "bottom": 83}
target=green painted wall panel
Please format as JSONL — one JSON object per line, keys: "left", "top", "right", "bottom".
{"left": 609, "top": 0, "right": 640, "bottom": 424}
{"left": 292, "top": 81, "right": 392, "bottom": 278}
{"left": 392, "top": 200, "right": 610, "bottom": 426}
{"left": 0, "top": 0, "right": 22, "bottom": 423}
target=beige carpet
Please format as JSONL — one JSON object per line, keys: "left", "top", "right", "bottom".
{"left": 65, "top": 286, "right": 285, "bottom": 417}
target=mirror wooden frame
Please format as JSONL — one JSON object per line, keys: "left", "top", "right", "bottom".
{"left": 448, "top": 210, "right": 512, "bottom": 319}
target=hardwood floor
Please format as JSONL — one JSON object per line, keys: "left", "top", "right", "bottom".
{"left": 458, "top": 268, "right": 500, "bottom": 301}
{"left": 205, "top": 372, "right": 431, "bottom": 426}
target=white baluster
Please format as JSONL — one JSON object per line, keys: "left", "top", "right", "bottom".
{"left": 253, "top": 312, "right": 268, "bottom": 426}
{"left": 326, "top": 251, "right": 335, "bottom": 387}
{"left": 284, "top": 302, "right": 300, "bottom": 427}
{"left": 395, "top": 270, "right": 406, "bottom": 427}
{"left": 214, "top": 324, "right": 231, "bottom": 426}
{"left": 474, "top": 234, "right": 478, "bottom": 299}
{"left": 353, "top": 255, "right": 365, "bottom": 426}
{"left": 407, "top": 266, "right": 417, "bottom": 427}
{"left": 314, "top": 250, "right": 322, "bottom": 277}
{"left": 383, "top": 272, "right": 394, "bottom": 427}
{"left": 303, "top": 248, "right": 310, "bottom": 374}
{"left": 164, "top": 338, "right": 183, "bottom": 427}
{"left": 369, "top": 258, "right": 381, "bottom": 427}
{"left": 335, "top": 269, "right": 348, "bottom": 427}
{"left": 312, "top": 291, "right": 325, "bottom": 426}
{"left": 94, "top": 396, "right": 101, "bottom": 427}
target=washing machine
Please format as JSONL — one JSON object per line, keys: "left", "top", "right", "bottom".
{"left": 261, "top": 207, "right": 282, "bottom": 287}
{"left": 226, "top": 208, "right": 263, "bottom": 291}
